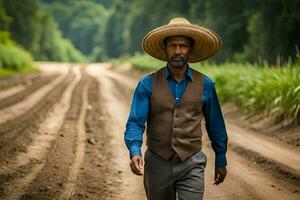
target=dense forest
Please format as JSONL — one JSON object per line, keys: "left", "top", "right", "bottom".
{"left": 1, "top": 0, "right": 300, "bottom": 65}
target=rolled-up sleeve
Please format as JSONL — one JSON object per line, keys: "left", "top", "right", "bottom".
{"left": 202, "top": 77, "right": 228, "bottom": 167}
{"left": 124, "top": 75, "right": 151, "bottom": 158}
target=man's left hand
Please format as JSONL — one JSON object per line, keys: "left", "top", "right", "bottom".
{"left": 214, "top": 166, "right": 227, "bottom": 185}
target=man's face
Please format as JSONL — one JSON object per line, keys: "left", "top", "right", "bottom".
{"left": 165, "top": 36, "right": 193, "bottom": 68}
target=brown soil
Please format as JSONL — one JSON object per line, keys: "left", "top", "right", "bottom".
{"left": 222, "top": 102, "right": 300, "bottom": 149}
{"left": 0, "top": 74, "right": 58, "bottom": 110}
{"left": 0, "top": 74, "right": 74, "bottom": 165}
{"left": 231, "top": 144, "right": 300, "bottom": 187}
{"left": 75, "top": 75, "right": 123, "bottom": 200}
{"left": 20, "top": 69, "right": 87, "bottom": 200}
{"left": 0, "top": 73, "right": 41, "bottom": 91}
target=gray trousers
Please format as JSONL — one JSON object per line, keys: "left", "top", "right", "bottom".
{"left": 143, "top": 149, "right": 207, "bottom": 200}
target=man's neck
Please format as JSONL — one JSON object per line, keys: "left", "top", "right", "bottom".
{"left": 167, "top": 63, "right": 188, "bottom": 82}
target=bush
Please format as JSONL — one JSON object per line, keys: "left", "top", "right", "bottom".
{"left": 0, "top": 31, "right": 37, "bottom": 76}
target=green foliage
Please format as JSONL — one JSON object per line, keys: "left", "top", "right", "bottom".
{"left": 0, "top": 31, "right": 37, "bottom": 76}
{"left": 0, "top": 0, "right": 12, "bottom": 30}
{"left": 130, "top": 54, "right": 164, "bottom": 71}
{"left": 0, "top": 67, "right": 39, "bottom": 78}
{"left": 0, "top": 31, "right": 14, "bottom": 45}
{"left": 46, "top": 0, "right": 108, "bottom": 60}
{"left": 197, "top": 64, "right": 300, "bottom": 125}
{"left": 0, "top": 65, "right": 39, "bottom": 78}
{"left": 2, "top": 0, "right": 42, "bottom": 54}
{"left": 0, "top": 44, "right": 33, "bottom": 70}
{"left": 204, "top": 0, "right": 250, "bottom": 62}
{"left": 102, "top": 0, "right": 300, "bottom": 64}
{"left": 36, "top": 13, "right": 85, "bottom": 62}
{"left": 129, "top": 54, "right": 300, "bottom": 125}
{"left": 103, "top": 7, "right": 127, "bottom": 58}
{"left": 105, "top": 0, "right": 191, "bottom": 58}
{"left": 2, "top": 0, "right": 300, "bottom": 64}
{"left": 1, "top": 0, "right": 85, "bottom": 62}
{"left": 89, "top": 0, "right": 114, "bottom": 8}
{"left": 240, "top": 0, "right": 300, "bottom": 64}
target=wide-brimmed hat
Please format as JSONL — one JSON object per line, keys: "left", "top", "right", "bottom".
{"left": 142, "top": 18, "right": 222, "bottom": 63}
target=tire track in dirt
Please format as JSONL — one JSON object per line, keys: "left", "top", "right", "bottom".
{"left": 19, "top": 69, "right": 89, "bottom": 200}
{"left": 0, "top": 74, "right": 58, "bottom": 110}
{"left": 0, "top": 67, "right": 81, "bottom": 199}
{"left": 222, "top": 103, "right": 300, "bottom": 149}
{"left": 0, "top": 75, "right": 74, "bottom": 165}
{"left": 226, "top": 121, "right": 300, "bottom": 173}
{"left": 0, "top": 85, "right": 26, "bottom": 100}
{"left": 0, "top": 69, "right": 69, "bottom": 125}
{"left": 86, "top": 65, "right": 146, "bottom": 200}
{"left": 0, "top": 73, "right": 41, "bottom": 91}
{"left": 231, "top": 144, "right": 300, "bottom": 187}
{"left": 60, "top": 74, "right": 90, "bottom": 199}
{"left": 202, "top": 133, "right": 300, "bottom": 200}
{"left": 0, "top": 67, "right": 81, "bottom": 175}
{"left": 74, "top": 72, "right": 124, "bottom": 199}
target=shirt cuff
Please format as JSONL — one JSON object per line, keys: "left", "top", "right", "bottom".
{"left": 215, "top": 153, "right": 227, "bottom": 167}
{"left": 129, "top": 143, "right": 142, "bottom": 158}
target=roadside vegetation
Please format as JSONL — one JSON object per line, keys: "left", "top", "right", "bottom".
{"left": 0, "top": 31, "right": 38, "bottom": 77}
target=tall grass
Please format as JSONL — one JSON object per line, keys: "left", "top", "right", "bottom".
{"left": 0, "top": 44, "right": 38, "bottom": 77}
{"left": 0, "top": 31, "right": 38, "bottom": 77}
{"left": 130, "top": 54, "right": 300, "bottom": 125}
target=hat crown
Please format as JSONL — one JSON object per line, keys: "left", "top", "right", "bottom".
{"left": 168, "top": 18, "right": 191, "bottom": 25}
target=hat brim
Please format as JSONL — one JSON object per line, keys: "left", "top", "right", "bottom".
{"left": 142, "top": 24, "right": 222, "bottom": 63}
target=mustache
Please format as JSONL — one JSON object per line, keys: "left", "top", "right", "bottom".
{"left": 170, "top": 56, "right": 185, "bottom": 61}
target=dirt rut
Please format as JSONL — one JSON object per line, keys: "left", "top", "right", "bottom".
{"left": 0, "top": 66, "right": 81, "bottom": 199}
{"left": 0, "top": 74, "right": 58, "bottom": 110}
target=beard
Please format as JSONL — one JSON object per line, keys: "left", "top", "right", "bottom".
{"left": 167, "top": 55, "right": 188, "bottom": 68}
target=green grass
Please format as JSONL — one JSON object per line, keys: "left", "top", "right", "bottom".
{"left": 129, "top": 54, "right": 300, "bottom": 125}
{"left": 0, "top": 33, "right": 39, "bottom": 78}
{"left": 0, "top": 31, "right": 39, "bottom": 77}
{"left": 0, "top": 65, "right": 39, "bottom": 77}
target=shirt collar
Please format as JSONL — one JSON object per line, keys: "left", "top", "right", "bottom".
{"left": 164, "top": 65, "right": 193, "bottom": 81}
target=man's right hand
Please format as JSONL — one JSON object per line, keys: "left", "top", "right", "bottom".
{"left": 130, "top": 155, "right": 144, "bottom": 176}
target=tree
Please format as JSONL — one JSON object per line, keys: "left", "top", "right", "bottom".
{"left": 47, "top": 1, "right": 108, "bottom": 60}
{"left": 242, "top": 0, "right": 300, "bottom": 64}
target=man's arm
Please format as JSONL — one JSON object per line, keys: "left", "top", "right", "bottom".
{"left": 202, "top": 76, "right": 228, "bottom": 184}
{"left": 124, "top": 75, "right": 151, "bottom": 175}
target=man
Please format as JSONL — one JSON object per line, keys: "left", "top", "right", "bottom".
{"left": 124, "top": 18, "right": 228, "bottom": 200}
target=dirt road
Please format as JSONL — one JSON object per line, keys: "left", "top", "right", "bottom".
{"left": 0, "top": 62, "right": 299, "bottom": 200}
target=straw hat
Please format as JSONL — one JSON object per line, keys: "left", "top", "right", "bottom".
{"left": 142, "top": 18, "right": 222, "bottom": 63}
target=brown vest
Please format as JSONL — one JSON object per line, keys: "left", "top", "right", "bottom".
{"left": 146, "top": 67, "right": 204, "bottom": 161}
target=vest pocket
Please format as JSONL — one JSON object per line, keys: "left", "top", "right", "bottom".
{"left": 190, "top": 137, "right": 201, "bottom": 143}
{"left": 190, "top": 137, "right": 202, "bottom": 149}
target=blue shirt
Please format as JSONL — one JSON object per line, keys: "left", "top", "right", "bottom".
{"left": 124, "top": 66, "right": 228, "bottom": 167}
